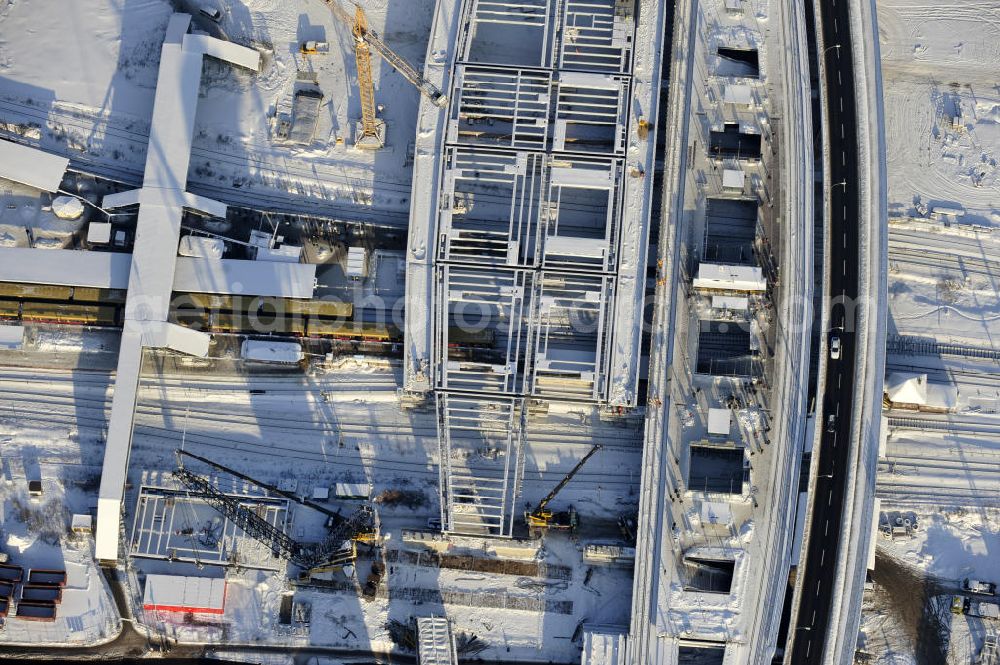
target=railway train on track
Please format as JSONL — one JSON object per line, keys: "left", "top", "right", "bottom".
{"left": 0, "top": 281, "right": 494, "bottom": 347}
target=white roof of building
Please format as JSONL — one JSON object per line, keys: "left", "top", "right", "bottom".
{"left": 693, "top": 263, "right": 766, "bottom": 292}
{"left": 707, "top": 408, "right": 731, "bottom": 435}
{"left": 241, "top": 339, "right": 303, "bottom": 364}
{"left": 173, "top": 257, "right": 316, "bottom": 298}
{"left": 143, "top": 574, "right": 226, "bottom": 613}
{"left": 885, "top": 372, "right": 928, "bottom": 406}
{"left": 712, "top": 295, "right": 749, "bottom": 311}
{"left": 581, "top": 625, "right": 628, "bottom": 665}
{"left": 334, "top": 483, "right": 373, "bottom": 497}
{"left": 724, "top": 84, "right": 753, "bottom": 105}
{"left": 0, "top": 247, "right": 131, "bottom": 289}
{"left": 179, "top": 236, "right": 225, "bottom": 258}
{"left": 722, "top": 168, "right": 745, "bottom": 189}
{"left": 545, "top": 235, "right": 608, "bottom": 260}
{"left": 701, "top": 501, "right": 733, "bottom": 526}
{"left": 0, "top": 140, "right": 69, "bottom": 192}
{"left": 87, "top": 223, "right": 113, "bottom": 245}
{"left": 0, "top": 247, "right": 316, "bottom": 300}
{"left": 141, "top": 321, "right": 210, "bottom": 357}
{"left": 183, "top": 33, "right": 261, "bottom": 71}
{"left": 346, "top": 246, "right": 367, "bottom": 278}
{"left": 0, "top": 325, "right": 24, "bottom": 349}
{"left": 71, "top": 513, "right": 93, "bottom": 531}
{"left": 256, "top": 244, "right": 302, "bottom": 263}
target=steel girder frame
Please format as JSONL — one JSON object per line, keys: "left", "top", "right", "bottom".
{"left": 437, "top": 392, "right": 525, "bottom": 537}
{"left": 529, "top": 271, "right": 615, "bottom": 401}
{"left": 436, "top": 147, "right": 546, "bottom": 268}
{"left": 428, "top": 0, "right": 643, "bottom": 538}
{"left": 434, "top": 264, "right": 532, "bottom": 394}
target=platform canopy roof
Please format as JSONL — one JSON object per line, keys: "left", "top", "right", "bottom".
{"left": 0, "top": 140, "right": 69, "bottom": 193}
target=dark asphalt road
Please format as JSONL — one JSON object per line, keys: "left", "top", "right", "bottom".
{"left": 789, "top": 0, "right": 861, "bottom": 662}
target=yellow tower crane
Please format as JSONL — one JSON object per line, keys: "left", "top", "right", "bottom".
{"left": 350, "top": 6, "right": 380, "bottom": 148}
{"left": 321, "top": 1, "right": 448, "bottom": 149}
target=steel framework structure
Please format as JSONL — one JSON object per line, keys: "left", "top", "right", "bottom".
{"left": 417, "top": 0, "right": 647, "bottom": 537}
{"left": 173, "top": 467, "right": 306, "bottom": 564}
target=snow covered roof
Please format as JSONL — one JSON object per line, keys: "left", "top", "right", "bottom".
{"left": 712, "top": 295, "right": 749, "bottom": 310}
{"left": 141, "top": 321, "right": 210, "bottom": 357}
{"left": 0, "top": 247, "right": 316, "bottom": 299}
{"left": 87, "top": 223, "right": 113, "bottom": 245}
{"left": 0, "top": 247, "right": 131, "bottom": 289}
{"left": 724, "top": 84, "right": 753, "bottom": 105}
{"left": 0, "top": 140, "right": 69, "bottom": 193}
{"left": 178, "top": 236, "right": 225, "bottom": 259}
{"left": 346, "top": 246, "right": 368, "bottom": 278}
{"left": 707, "top": 408, "right": 732, "bottom": 435}
{"left": 581, "top": 625, "right": 628, "bottom": 665}
{"left": 335, "top": 483, "right": 373, "bottom": 498}
{"left": 693, "top": 263, "right": 766, "bottom": 292}
{"left": 142, "top": 574, "right": 226, "bottom": 614}
{"left": 722, "top": 168, "right": 745, "bottom": 189}
{"left": 173, "top": 258, "right": 316, "bottom": 299}
{"left": 0, "top": 325, "right": 24, "bottom": 349}
{"left": 885, "top": 372, "right": 928, "bottom": 405}
{"left": 240, "top": 339, "right": 304, "bottom": 364}
{"left": 701, "top": 501, "right": 733, "bottom": 526}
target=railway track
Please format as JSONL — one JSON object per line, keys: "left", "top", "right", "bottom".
{"left": 874, "top": 481, "right": 1000, "bottom": 507}
{"left": 886, "top": 335, "right": 1000, "bottom": 361}
{"left": 0, "top": 96, "right": 631, "bottom": 232}
{"left": 1, "top": 393, "right": 641, "bottom": 485}
{"left": 0, "top": 119, "right": 409, "bottom": 228}
{"left": 889, "top": 245, "right": 1000, "bottom": 280}
{"left": 886, "top": 416, "right": 1000, "bottom": 435}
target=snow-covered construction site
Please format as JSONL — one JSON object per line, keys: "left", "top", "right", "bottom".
{"left": 0, "top": 0, "right": 996, "bottom": 664}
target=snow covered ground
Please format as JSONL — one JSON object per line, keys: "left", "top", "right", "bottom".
{"left": 0, "top": 334, "right": 642, "bottom": 657}
{"left": 876, "top": 507, "right": 1000, "bottom": 581}
{"left": 878, "top": 0, "right": 1000, "bottom": 346}
{"left": 0, "top": 0, "right": 435, "bottom": 220}
{"left": 0, "top": 464, "right": 121, "bottom": 646}
{"left": 863, "top": 2, "right": 1000, "bottom": 662}
{"left": 878, "top": 0, "right": 1000, "bottom": 226}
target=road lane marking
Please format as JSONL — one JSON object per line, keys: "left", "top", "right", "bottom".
{"left": 843, "top": 259, "right": 847, "bottom": 275}
{"left": 840, "top": 124, "right": 844, "bottom": 139}
{"left": 839, "top": 96, "right": 843, "bottom": 112}
{"left": 843, "top": 204, "right": 847, "bottom": 219}
{"left": 838, "top": 70, "right": 842, "bottom": 85}
{"left": 841, "top": 151, "right": 846, "bottom": 166}
{"left": 824, "top": 519, "right": 829, "bottom": 536}
{"left": 812, "top": 610, "right": 817, "bottom": 626}
{"left": 843, "top": 233, "right": 847, "bottom": 248}
{"left": 816, "top": 580, "right": 822, "bottom": 596}
{"left": 821, "top": 549, "right": 826, "bottom": 565}
{"left": 828, "top": 490, "right": 833, "bottom": 506}
{"left": 836, "top": 402, "right": 840, "bottom": 415}
{"left": 838, "top": 373, "right": 842, "bottom": 388}
{"left": 834, "top": 17, "right": 838, "bottom": 32}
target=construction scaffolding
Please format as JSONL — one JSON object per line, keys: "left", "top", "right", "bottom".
{"left": 406, "top": 0, "right": 656, "bottom": 536}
